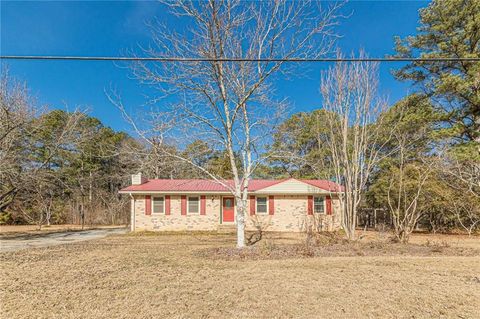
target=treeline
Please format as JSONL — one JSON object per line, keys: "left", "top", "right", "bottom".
{"left": 2, "top": 73, "right": 477, "bottom": 234}
{"left": 268, "top": 95, "right": 479, "bottom": 236}
{"left": 1, "top": 0, "right": 478, "bottom": 237}
{"left": 1, "top": 74, "right": 132, "bottom": 226}
{"left": 0, "top": 74, "right": 239, "bottom": 226}
{"left": 266, "top": 0, "right": 480, "bottom": 238}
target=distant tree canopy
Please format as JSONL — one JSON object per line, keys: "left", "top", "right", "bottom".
{"left": 0, "top": 107, "right": 243, "bottom": 225}
{"left": 0, "top": 94, "right": 139, "bottom": 225}
{"left": 0, "top": 73, "right": 243, "bottom": 225}
{"left": 268, "top": 109, "right": 334, "bottom": 179}
{"left": 179, "top": 140, "right": 241, "bottom": 179}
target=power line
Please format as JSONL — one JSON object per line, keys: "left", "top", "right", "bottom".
{"left": 1, "top": 55, "right": 480, "bottom": 62}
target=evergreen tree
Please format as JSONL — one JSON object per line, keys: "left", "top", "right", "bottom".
{"left": 393, "top": 0, "right": 480, "bottom": 154}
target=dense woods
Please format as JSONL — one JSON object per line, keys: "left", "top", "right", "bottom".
{"left": 1, "top": 0, "right": 478, "bottom": 239}
{"left": 0, "top": 73, "right": 243, "bottom": 226}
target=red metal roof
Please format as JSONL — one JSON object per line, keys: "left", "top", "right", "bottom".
{"left": 119, "top": 178, "right": 343, "bottom": 193}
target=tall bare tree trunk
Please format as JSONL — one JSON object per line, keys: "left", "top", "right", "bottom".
{"left": 321, "top": 53, "right": 389, "bottom": 240}
{"left": 112, "top": 0, "right": 343, "bottom": 248}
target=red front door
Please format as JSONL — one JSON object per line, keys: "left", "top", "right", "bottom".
{"left": 222, "top": 197, "right": 235, "bottom": 222}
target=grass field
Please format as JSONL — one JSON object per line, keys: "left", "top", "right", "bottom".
{"left": 1, "top": 231, "right": 479, "bottom": 318}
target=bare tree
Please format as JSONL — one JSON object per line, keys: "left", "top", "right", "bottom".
{"left": 441, "top": 156, "right": 480, "bottom": 199}
{"left": 451, "top": 195, "right": 480, "bottom": 236}
{"left": 0, "top": 70, "right": 38, "bottom": 212}
{"left": 386, "top": 152, "right": 433, "bottom": 243}
{"left": 112, "top": 0, "right": 343, "bottom": 248}
{"left": 320, "top": 53, "right": 390, "bottom": 240}
{"left": 428, "top": 146, "right": 480, "bottom": 235}
{"left": 435, "top": 154, "right": 480, "bottom": 236}
{"left": 11, "top": 109, "right": 86, "bottom": 227}
{"left": 16, "top": 170, "right": 56, "bottom": 229}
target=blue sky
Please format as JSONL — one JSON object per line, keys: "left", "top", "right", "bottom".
{"left": 1, "top": 0, "right": 428, "bottom": 133}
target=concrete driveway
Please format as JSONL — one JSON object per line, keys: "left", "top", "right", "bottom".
{"left": 0, "top": 228, "right": 128, "bottom": 252}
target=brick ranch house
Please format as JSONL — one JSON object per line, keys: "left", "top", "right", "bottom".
{"left": 119, "top": 173, "right": 344, "bottom": 232}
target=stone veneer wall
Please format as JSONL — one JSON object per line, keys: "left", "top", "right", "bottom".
{"left": 132, "top": 194, "right": 342, "bottom": 232}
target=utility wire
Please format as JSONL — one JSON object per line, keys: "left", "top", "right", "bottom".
{"left": 1, "top": 55, "right": 480, "bottom": 62}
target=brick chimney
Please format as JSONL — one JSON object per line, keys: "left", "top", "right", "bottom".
{"left": 131, "top": 173, "right": 147, "bottom": 185}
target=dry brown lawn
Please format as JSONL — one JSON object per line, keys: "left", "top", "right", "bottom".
{"left": 1, "top": 231, "right": 479, "bottom": 319}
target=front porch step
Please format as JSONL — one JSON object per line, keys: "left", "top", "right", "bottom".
{"left": 217, "top": 224, "right": 236, "bottom": 233}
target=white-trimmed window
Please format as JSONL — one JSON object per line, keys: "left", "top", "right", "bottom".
{"left": 256, "top": 197, "right": 268, "bottom": 214}
{"left": 188, "top": 196, "right": 199, "bottom": 214}
{"left": 314, "top": 196, "right": 325, "bottom": 214}
{"left": 152, "top": 196, "right": 165, "bottom": 214}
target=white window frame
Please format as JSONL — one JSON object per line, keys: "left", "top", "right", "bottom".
{"left": 256, "top": 196, "right": 268, "bottom": 215}
{"left": 152, "top": 196, "right": 165, "bottom": 214}
{"left": 313, "top": 196, "right": 325, "bottom": 214}
{"left": 188, "top": 196, "right": 200, "bottom": 214}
